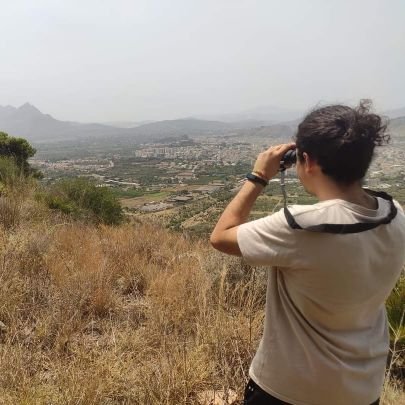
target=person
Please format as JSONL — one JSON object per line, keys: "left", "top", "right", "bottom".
{"left": 210, "top": 100, "right": 405, "bottom": 405}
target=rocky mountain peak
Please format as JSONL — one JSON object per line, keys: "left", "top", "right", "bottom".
{"left": 18, "top": 102, "right": 42, "bottom": 115}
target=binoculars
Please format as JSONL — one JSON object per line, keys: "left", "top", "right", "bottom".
{"left": 280, "top": 149, "right": 297, "bottom": 170}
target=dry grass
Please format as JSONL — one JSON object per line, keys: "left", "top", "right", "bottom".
{"left": 0, "top": 189, "right": 403, "bottom": 404}
{"left": 0, "top": 212, "right": 265, "bottom": 404}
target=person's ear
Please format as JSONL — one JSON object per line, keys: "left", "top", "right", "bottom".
{"left": 303, "top": 152, "right": 321, "bottom": 175}
{"left": 303, "top": 152, "right": 312, "bottom": 172}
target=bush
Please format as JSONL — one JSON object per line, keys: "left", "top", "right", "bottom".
{"left": 386, "top": 272, "right": 405, "bottom": 344}
{"left": 0, "top": 156, "right": 24, "bottom": 190}
{"left": 43, "top": 178, "right": 124, "bottom": 225}
{"left": 0, "top": 132, "right": 37, "bottom": 176}
{"left": 0, "top": 157, "right": 34, "bottom": 229}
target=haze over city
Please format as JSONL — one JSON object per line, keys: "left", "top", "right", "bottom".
{"left": 1, "top": 0, "right": 404, "bottom": 123}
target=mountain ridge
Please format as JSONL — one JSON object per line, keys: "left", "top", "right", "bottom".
{"left": 0, "top": 103, "right": 242, "bottom": 144}
{"left": 1, "top": 102, "right": 404, "bottom": 145}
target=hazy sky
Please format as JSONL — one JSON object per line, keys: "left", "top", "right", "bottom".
{"left": 1, "top": 0, "right": 404, "bottom": 122}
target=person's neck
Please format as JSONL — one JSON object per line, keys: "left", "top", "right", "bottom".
{"left": 313, "top": 178, "right": 377, "bottom": 210}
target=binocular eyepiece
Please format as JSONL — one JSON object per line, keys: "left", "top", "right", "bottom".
{"left": 280, "top": 149, "right": 297, "bottom": 170}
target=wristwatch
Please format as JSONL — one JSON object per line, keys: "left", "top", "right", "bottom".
{"left": 246, "top": 172, "right": 268, "bottom": 187}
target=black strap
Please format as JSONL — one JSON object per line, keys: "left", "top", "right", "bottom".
{"left": 284, "top": 190, "right": 398, "bottom": 234}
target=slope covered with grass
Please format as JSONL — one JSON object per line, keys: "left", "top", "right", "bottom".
{"left": 0, "top": 174, "right": 403, "bottom": 404}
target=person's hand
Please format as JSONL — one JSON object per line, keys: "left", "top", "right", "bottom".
{"left": 252, "top": 143, "right": 296, "bottom": 180}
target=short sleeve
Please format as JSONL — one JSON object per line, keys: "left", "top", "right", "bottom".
{"left": 394, "top": 199, "right": 404, "bottom": 213}
{"left": 237, "top": 209, "right": 299, "bottom": 267}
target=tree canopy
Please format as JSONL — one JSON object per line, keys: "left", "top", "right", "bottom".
{"left": 0, "top": 131, "right": 37, "bottom": 175}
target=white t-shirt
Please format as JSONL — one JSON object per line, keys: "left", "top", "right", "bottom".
{"left": 237, "top": 196, "right": 405, "bottom": 405}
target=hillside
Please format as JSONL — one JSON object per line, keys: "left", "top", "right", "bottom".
{"left": 0, "top": 178, "right": 403, "bottom": 404}
{"left": 385, "top": 107, "right": 405, "bottom": 119}
{"left": 0, "top": 103, "right": 241, "bottom": 145}
{"left": 0, "top": 103, "right": 123, "bottom": 143}
{"left": 196, "top": 105, "right": 302, "bottom": 123}
{"left": 390, "top": 116, "right": 405, "bottom": 134}
{"left": 0, "top": 195, "right": 264, "bottom": 403}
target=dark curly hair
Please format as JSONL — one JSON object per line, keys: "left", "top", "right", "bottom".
{"left": 295, "top": 99, "right": 389, "bottom": 184}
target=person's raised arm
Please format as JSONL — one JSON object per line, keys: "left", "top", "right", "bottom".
{"left": 210, "top": 143, "right": 295, "bottom": 256}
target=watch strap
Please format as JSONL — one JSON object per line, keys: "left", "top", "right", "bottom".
{"left": 246, "top": 172, "right": 268, "bottom": 187}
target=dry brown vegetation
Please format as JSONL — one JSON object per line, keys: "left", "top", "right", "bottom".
{"left": 0, "top": 181, "right": 403, "bottom": 404}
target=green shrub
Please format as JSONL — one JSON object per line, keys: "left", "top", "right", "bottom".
{"left": 0, "top": 131, "right": 37, "bottom": 176}
{"left": 0, "top": 156, "right": 24, "bottom": 189}
{"left": 43, "top": 178, "right": 123, "bottom": 225}
{"left": 45, "top": 194, "right": 78, "bottom": 215}
{"left": 386, "top": 273, "right": 405, "bottom": 343}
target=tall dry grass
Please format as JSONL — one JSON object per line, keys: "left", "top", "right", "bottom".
{"left": 0, "top": 211, "right": 266, "bottom": 404}
{"left": 0, "top": 187, "right": 403, "bottom": 404}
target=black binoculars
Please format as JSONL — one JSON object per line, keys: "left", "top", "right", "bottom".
{"left": 280, "top": 150, "right": 297, "bottom": 170}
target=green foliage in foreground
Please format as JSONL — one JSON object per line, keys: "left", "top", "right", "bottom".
{"left": 42, "top": 178, "right": 124, "bottom": 225}
{"left": 386, "top": 273, "right": 405, "bottom": 344}
{"left": 0, "top": 132, "right": 41, "bottom": 193}
{"left": 0, "top": 156, "right": 24, "bottom": 189}
{"left": 0, "top": 131, "right": 39, "bottom": 176}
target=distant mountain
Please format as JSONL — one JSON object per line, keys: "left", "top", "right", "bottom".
{"left": 131, "top": 118, "right": 233, "bottom": 137}
{"left": 233, "top": 122, "right": 297, "bottom": 142}
{"left": 197, "top": 105, "right": 303, "bottom": 123}
{"left": 0, "top": 103, "right": 124, "bottom": 143}
{"left": 102, "top": 120, "right": 155, "bottom": 128}
{"left": 389, "top": 116, "right": 405, "bottom": 137}
{"left": 384, "top": 107, "right": 405, "bottom": 119}
{"left": 0, "top": 105, "right": 17, "bottom": 119}
{"left": 0, "top": 103, "right": 243, "bottom": 144}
